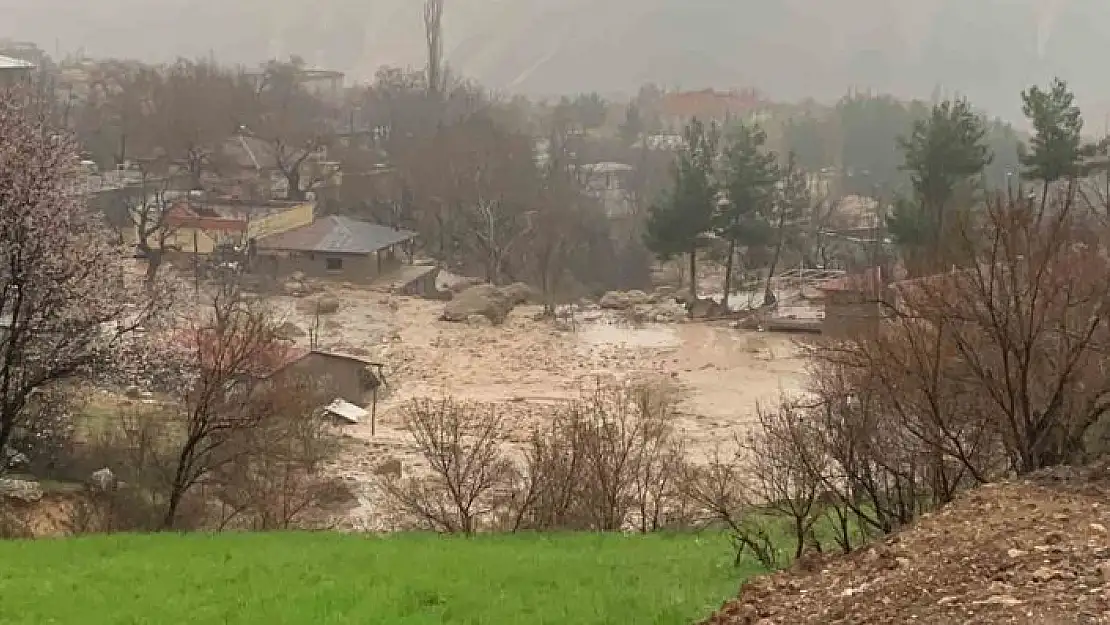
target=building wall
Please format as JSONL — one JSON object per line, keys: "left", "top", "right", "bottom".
{"left": 821, "top": 290, "right": 881, "bottom": 338}
{"left": 273, "top": 353, "right": 377, "bottom": 404}
{"left": 142, "top": 202, "right": 313, "bottom": 255}
{"left": 168, "top": 228, "right": 225, "bottom": 255}
{"left": 248, "top": 201, "right": 314, "bottom": 240}
{"left": 0, "top": 68, "right": 32, "bottom": 88}
{"left": 258, "top": 246, "right": 403, "bottom": 283}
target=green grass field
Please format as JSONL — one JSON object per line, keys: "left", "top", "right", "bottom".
{"left": 0, "top": 532, "right": 760, "bottom": 625}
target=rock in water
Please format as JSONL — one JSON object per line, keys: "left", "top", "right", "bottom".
{"left": 0, "top": 479, "right": 43, "bottom": 503}
{"left": 500, "top": 282, "right": 535, "bottom": 306}
{"left": 89, "top": 468, "right": 117, "bottom": 492}
{"left": 314, "top": 296, "right": 341, "bottom": 315}
{"left": 442, "top": 284, "right": 515, "bottom": 324}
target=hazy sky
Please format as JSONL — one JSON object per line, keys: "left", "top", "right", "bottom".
{"left": 3, "top": 0, "right": 1108, "bottom": 121}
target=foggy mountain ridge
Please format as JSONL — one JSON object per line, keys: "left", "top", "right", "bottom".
{"left": 4, "top": 0, "right": 1110, "bottom": 120}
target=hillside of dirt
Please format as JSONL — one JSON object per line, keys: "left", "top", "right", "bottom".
{"left": 701, "top": 463, "right": 1110, "bottom": 625}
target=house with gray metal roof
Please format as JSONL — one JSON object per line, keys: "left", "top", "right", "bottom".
{"left": 254, "top": 215, "right": 416, "bottom": 283}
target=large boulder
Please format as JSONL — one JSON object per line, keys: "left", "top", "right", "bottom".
{"left": 374, "top": 458, "right": 403, "bottom": 479}
{"left": 442, "top": 284, "right": 515, "bottom": 324}
{"left": 283, "top": 281, "right": 307, "bottom": 297}
{"left": 445, "top": 275, "right": 486, "bottom": 294}
{"left": 466, "top": 314, "right": 493, "bottom": 327}
{"left": 501, "top": 282, "right": 535, "bottom": 306}
{"left": 88, "top": 468, "right": 118, "bottom": 492}
{"left": 0, "top": 478, "right": 43, "bottom": 503}
{"left": 275, "top": 321, "right": 307, "bottom": 339}
{"left": 314, "top": 295, "right": 341, "bottom": 315}
{"left": 600, "top": 290, "right": 651, "bottom": 310}
{"left": 688, "top": 297, "right": 728, "bottom": 319}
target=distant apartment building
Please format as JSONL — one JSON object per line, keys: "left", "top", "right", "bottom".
{"left": 0, "top": 55, "right": 34, "bottom": 88}
{"left": 660, "top": 88, "right": 764, "bottom": 130}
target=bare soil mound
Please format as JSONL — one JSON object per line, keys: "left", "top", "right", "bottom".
{"left": 701, "top": 464, "right": 1110, "bottom": 625}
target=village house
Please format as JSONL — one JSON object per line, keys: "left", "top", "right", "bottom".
{"left": 160, "top": 196, "right": 315, "bottom": 255}
{"left": 250, "top": 346, "right": 381, "bottom": 408}
{"left": 185, "top": 331, "right": 383, "bottom": 423}
{"left": 254, "top": 215, "right": 416, "bottom": 283}
{"left": 0, "top": 55, "right": 34, "bottom": 87}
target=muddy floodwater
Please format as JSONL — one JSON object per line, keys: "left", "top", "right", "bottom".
{"left": 271, "top": 286, "right": 809, "bottom": 529}
{"left": 576, "top": 322, "right": 682, "bottom": 350}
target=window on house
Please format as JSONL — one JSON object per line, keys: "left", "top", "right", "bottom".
{"left": 325, "top": 257, "right": 343, "bottom": 271}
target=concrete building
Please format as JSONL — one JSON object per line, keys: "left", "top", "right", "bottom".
{"left": 256, "top": 348, "right": 381, "bottom": 406}
{"left": 186, "top": 331, "right": 381, "bottom": 409}
{"left": 578, "top": 162, "right": 636, "bottom": 218}
{"left": 0, "top": 55, "right": 34, "bottom": 87}
{"left": 255, "top": 215, "right": 415, "bottom": 283}
{"left": 163, "top": 197, "right": 315, "bottom": 255}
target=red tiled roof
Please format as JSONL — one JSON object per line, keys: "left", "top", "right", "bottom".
{"left": 165, "top": 202, "right": 247, "bottom": 233}
{"left": 661, "top": 89, "right": 763, "bottom": 120}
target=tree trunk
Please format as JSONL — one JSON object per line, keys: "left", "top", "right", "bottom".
{"left": 163, "top": 487, "right": 183, "bottom": 530}
{"left": 145, "top": 249, "right": 164, "bottom": 288}
{"left": 688, "top": 247, "right": 698, "bottom": 301}
{"left": 286, "top": 170, "right": 305, "bottom": 201}
{"left": 189, "top": 160, "right": 204, "bottom": 190}
{"left": 117, "top": 133, "right": 127, "bottom": 167}
{"left": 722, "top": 238, "right": 736, "bottom": 310}
{"left": 764, "top": 223, "right": 786, "bottom": 306}
{"left": 541, "top": 256, "right": 555, "bottom": 317}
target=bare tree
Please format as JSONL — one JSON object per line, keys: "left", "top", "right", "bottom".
{"left": 512, "top": 383, "right": 685, "bottom": 532}
{"left": 126, "top": 162, "right": 179, "bottom": 285}
{"left": 764, "top": 153, "right": 810, "bottom": 304}
{"left": 465, "top": 198, "right": 532, "bottom": 284}
{"left": 150, "top": 59, "right": 247, "bottom": 188}
{"left": 211, "top": 376, "right": 343, "bottom": 530}
{"left": 682, "top": 447, "right": 775, "bottom": 566}
{"left": 381, "top": 398, "right": 513, "bottom": 534}
{"left": 161, "top": 283, "right": 285, "bottom": 528}
{"left": 399, "top": 114, "right": 540, "bottom": 279}
{"left": 243, "top": 59, "right": 336, "bottom": 201}
{"left": 892, "top": 194, "right": 1110, "bottom": 471}
{"left": 797, "top": 195, "right": 845, "bottom": 270}
{"left": 766, "top": 191, "right": 1110, "bottom": 553}
{"left": 424, "top": 0, "right": 446, "bottom": 102}
{"left": 741, "top": 398, "right": 827, "bottom": 560}
{"left": 75, "top": 61, "right": 161, "bottom": 167}
{"left": 0, "top": 90, "right": 157, "bottom": 475}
